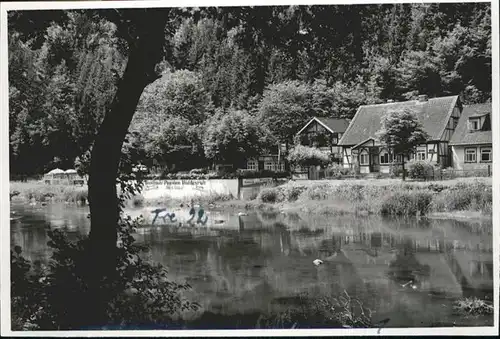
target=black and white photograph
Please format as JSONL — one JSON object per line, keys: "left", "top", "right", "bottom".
{"left": 1, "top": 0, "right": 498, "bottom": 336}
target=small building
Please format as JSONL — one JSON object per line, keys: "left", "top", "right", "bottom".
{"left": 43, "top": 168, "right": 85, "bottom": 185}
{"left": 43, "top": 168, "right": 66, "bottom": 185}
{"left": 449, "top": 103, "right": 492, "bottom": 172}
{"left": 243, "top": 117, "right": 350, "bottom": 175}
{"left": 295, "top": 117, "right": 351, "bottom": 164}
{"left": 64, "top": 169, "right": 85, "bottom": 185}
{"left": 244, "top": 144, "right": 287, "bottom": 173}
{"left": 338, "top": 95, "right": 462, "bottom": 173}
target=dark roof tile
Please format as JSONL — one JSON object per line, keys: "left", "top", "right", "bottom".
{"left": 339, "top": 96, "right": 458, "bottom": 146}
{"left": 316, "top": 117, "right": 350, "bottom": 133}
{"left": 449, "top": 103, "right": 492, "bottom": 146}
{"left": 297, "top": 117, "right": 350, "bottom": 134}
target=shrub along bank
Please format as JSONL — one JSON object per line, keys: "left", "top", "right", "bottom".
{"left": 10, "top": 181, "right": 88, "bottom": 204}
{"left": 257, "top": 179, "right": 492, "bottom": 217}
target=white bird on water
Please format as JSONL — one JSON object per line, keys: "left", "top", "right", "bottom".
{"left": 313, "top": 259, "right": 323, "bottom": 266}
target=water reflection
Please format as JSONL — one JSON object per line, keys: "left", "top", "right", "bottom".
{"left": 10, "top": 202, "right": 493, "bottom": 327}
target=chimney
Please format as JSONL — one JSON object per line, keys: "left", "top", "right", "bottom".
{"left": 387, "top": 99, "right": 394, "bottom": 103}
{"left": 417, "top": 94, "right": 428, "bottom": 102}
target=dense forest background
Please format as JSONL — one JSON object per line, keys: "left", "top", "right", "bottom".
{"left": 8, "top": 3, "right": 492, "bottom": 176}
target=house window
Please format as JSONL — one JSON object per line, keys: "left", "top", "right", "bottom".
{"left": 247, "top": 159, "right": 258, "bottom": 171}
{"left": 481, "top": 148, "right": 492, "bottom": 162}
{"left": 380, "top": 151, "right": 391, "bottom": 164}
{"left": 265, "top": 161, "right": 278, "bottom": 171}
{"left": 469, "top": 118, "right": 480, "bottom": 131}
{"left": 416, "top": 150, "right": 426, "bottom": 161}
{"left": 465, "top": 148, "right": 477, "bottom": 163}
{"left": 359, "top": 152, "right": 369, "bottom": 165}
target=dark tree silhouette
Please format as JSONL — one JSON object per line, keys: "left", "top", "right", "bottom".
{"left": 86, "top": 9, "right": 171, "bottom": 276}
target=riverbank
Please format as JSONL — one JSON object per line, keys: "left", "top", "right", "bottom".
{"left": 253, "top": 178, "right": 492, "bottom": 221}
{"left": 10, "top": 178, "right": 493, "bottom": 222}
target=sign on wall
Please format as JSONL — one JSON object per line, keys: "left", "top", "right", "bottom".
{"left": 140, "top": 179, "right": 239, "bottom": 200}
{"left": 241, "top": 177, "right": 274, "bottom": 187}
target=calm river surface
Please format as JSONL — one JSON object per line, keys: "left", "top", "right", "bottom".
{"left": 10, "top": 202, "right": 494, "bottom": 328}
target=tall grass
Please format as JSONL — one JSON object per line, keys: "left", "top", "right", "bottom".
{"left": 259, "top": 183, "right": 308, "bottom": 203}
{"left": 256, "top": 291, "right": 372, "bottom": 329}
{"left": 380, "top": 191, "right": 433, "bottom": 216}
{"left": 257, "top": 179, "right": 492, "bottom": 217}
{"left": 10, "top": 181, "right": 88, "bottom": 204}
{"left": 432, "top": 181, "right": 492, "bottom": 214}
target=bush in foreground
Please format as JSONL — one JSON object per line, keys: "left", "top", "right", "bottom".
{"left": 259, "top": 187, "right": 285, "bottom": 203}
{"left": 287, "top": 145, "right": 331, "bottom": 168}
{"left": 407, "top": 160, "right": 435, "bottom": 180}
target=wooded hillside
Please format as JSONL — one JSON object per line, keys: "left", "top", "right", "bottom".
{"left": 8, "top": 4, "right": 491, "bottom": 176}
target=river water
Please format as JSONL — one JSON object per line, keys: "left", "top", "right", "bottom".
{"left": 10, "top": 202, "right": 494, "bottom": 328}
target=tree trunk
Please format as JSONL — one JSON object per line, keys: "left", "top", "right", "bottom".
{"left": 87, "top": 51, "right": 154, "bottom": 271}
{"left": 84, "top": 14, "right": 168, "bottom": 326}
{"left": 88, "top": 13, "right": 168, "bottom": 267}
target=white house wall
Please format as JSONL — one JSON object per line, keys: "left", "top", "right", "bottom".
{"left": 342, "top": 147, "right": 353, "bottom": 169}
{"left": 452, "top": 147, "right": 464, "bottom": 170}
{"left": 451, "top": 145, "right": 493, "bottom": 170}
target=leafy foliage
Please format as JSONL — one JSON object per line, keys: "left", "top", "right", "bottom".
{"left": 287, "top": 144, "right": 331, "bottom": 167}
{"left": 407, "top": 160, "right": 435, "bottom": 180}
{"left": 9, "top": 12, "right": 125, "bottom": 176}
{"left": 256, "top": 80, "right": 378, "bottom": 145}
{"left": 376, "top": 108, "right": 429, "bottom": 167}
{"left": 132, "top": 116, "right": 205, "bottom": 172}
{"left": 134, "top": 70, "right": 212, "bottom": 125}
{"left": 203, "top": 109, "right": 276, "bottom": 168}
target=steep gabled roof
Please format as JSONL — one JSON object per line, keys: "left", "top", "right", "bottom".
{"left": 338, "top": 96, "right": 459, "bottom": 146}
{"left": 297, "top": 117, "right": 350, "bottom": 135}
{"left": 317, "top": 117, "right": 351, "bottom": 133}
{"left": 449, "top": 103, "right": 492, "bottom": 146}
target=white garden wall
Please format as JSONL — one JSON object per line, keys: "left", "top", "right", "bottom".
{"left": 140, "top": 179, "right": 240, "bottom": 200}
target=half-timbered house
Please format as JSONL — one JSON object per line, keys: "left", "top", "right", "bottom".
{"left": 296, "top": 117, "right": 351, "bottom": 164}
{"left": 338, "top": 95, "right": 463, "bottom": 173}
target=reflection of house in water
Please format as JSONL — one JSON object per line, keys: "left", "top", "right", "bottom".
{"left": 412, "top": 252, "right": 462, "bottom": 297}
{"left": 447, "top": 250, "right": 493, "bottom": 293}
